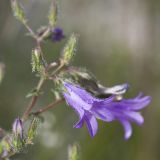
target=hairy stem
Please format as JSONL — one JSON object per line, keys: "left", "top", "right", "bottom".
{"left": 21, "top": 26, "right": 51, "bottom": 121}
{"left": 33, "top": 98, "right": 64, "bottom": 115}
{"left": 51, "top": 62, "right": 65, "bottom": 76}
{"left": 38, "top": 27, "right": 50, "bottom": 42}
{"left": 23, "top": 22, "right": 37, "bottom": 39}
{"left": 22, "top": 77, "right": 45, "bottom": 121}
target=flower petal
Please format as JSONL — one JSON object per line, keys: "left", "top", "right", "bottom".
{"left": 117, "top": 95, "right": 151, "bottom": 110}
{"left": 122, "top": 111, "right": 144, "bottom": 125}
{"left": 91, "top": 106, "right": 114, "bottom": 122}
{"left": 102, "top": 83, "right": 130, "bottom": 95}
{"left": 99, "top": 95, "right": 151, "bottom": 111}
{"left": 84, "top": 113, "right": 98, "bottom": 137}
{"left": 63, "top": 92, "right": 85, "bottom": 119}
{"left": 120, "top": 120, "right": 132, "bottom": 140}
{"left": 74, "top": 118, "right": 84, "bottom": 128}
{"left": 64, "top": 82, "right": 94, "bottom": 110}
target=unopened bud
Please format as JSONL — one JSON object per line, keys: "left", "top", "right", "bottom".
{"left": 11, "top": 0, "right": 27, "bottom": 24}
{"left": 12, "top": 118, "right": 23, "bottom": 139}
{"left": 31, "top": 48, "right": 43, "bottom": 73}
{"left": 61, "top": 33, "right": 78, "bottom": 65}
{"left": 51, "top": 27, "right": 65, "bottom": 42}
{"left": 27, "top": 117, "right": 40, "bottom": 144}
{"left": 48, "top": 0, "right": 58, "bottom": 27}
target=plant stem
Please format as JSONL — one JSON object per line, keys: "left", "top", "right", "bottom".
{"left": 22, "top": 77, "right": 45, "bottom": 121}
{"left": 22, "top": 63, "right": 64, "bottom": 121}
{"left": 33, "top": 98, "right": 64, "bottom": 115}
{"left": 23, "top": 22, "right": 37, "bottom": 39}
{"left": 21, "top": 26, "right": 51, "bottom": 121}
{"left": 51, "top": 62, "right": 64, "bottom": 76}
{"left": 38, "top": 27, "right": 50, "bottom": 42}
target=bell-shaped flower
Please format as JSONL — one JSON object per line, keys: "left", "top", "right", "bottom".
{"left": 63, "top": 82, "right": 151, "bottom": 139}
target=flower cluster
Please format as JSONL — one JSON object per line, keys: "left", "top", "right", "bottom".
{"left": 63, "top": 82, "right": 151, "bottom": 139}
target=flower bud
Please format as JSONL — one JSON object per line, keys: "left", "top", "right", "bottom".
{"left": 12, "top": 118, "right": 23, "bottom": 139}
{"left": 51, "top": 27, "right": 65, "bottom": 42}
{"left": 31, "top": 48, "right": 43, "bottom": 73}
{"left": 61, "top": 33, "right": 78, "bottom": 65}
{"left": 48, "top": 0, "right": 58, "bottom": 27}
{"left": 27, "top": 117, "right": 40, "bottom": 144}
{"left": 11, "top": 0, "right": 27, "bottom": 24}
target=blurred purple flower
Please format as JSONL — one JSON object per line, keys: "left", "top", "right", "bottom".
{"left": 12, "top": 118, "right": 23, "bottom": 139}
{"left": 51, "top": 27, "right": 65, "bottom": 42}
{"left": 63, "top": 82, "right": 151, "bottom": 139}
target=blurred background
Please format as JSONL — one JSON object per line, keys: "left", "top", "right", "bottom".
{"left": 0, "top": 0, "right": 160, "bottom": 159}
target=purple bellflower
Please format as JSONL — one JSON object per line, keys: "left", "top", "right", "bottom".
{"left": 51, "top": 27, "right": 65, "bottom": 42}
{"left": 63, "top": 82, "right": 151, "bottom": 140}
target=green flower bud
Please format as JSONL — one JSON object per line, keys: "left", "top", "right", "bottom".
{"left": 27, "top": 117, "right": 40, "bottom": 144}
{"left": 48, "top": 0, "right": 58, "bottom": 27}
{"left": 61, "top": 33, "right": 78, "bottom": 65}
{"left": 31, "top": 48, "right": 43, "bottom": 73}
{"left": 11, "top": 0, "right": 27, "bottom": 24}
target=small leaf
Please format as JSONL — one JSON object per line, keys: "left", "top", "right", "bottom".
{"left": 26, "top": 88, "right": 38, "bottom": 98}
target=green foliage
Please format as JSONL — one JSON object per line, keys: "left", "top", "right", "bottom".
{"left": 11, "top": 0, "right": 27, "bottom": 24}
{"left": 61, "top": 33, "right": 78, "bottom": 65}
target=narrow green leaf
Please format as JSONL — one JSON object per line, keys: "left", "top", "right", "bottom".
{"left": 26, "top": 88, "right": 38, "bottom": 98}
